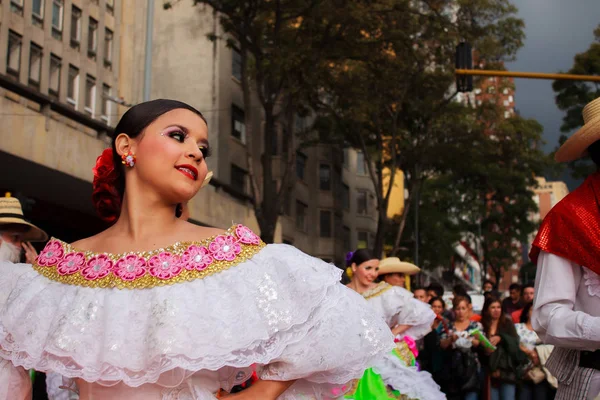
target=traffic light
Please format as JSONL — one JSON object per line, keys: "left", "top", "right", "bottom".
{"left": 456, "top": 42, "right": 473, "bottom": 93}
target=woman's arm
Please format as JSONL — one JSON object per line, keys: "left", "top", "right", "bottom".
{"left": 224, "top": 380, "right": 296, "bottom": 400}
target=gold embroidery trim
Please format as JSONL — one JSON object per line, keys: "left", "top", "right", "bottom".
{"left": 32, "top": 225, "right": 266, "bottom": 290}
{"left": 362, "top": 282, "right": 393, "bottom": 300}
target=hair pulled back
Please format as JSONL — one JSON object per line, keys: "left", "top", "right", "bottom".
{"left": 92, "top": 99, "right": 206, "bottom": 224}
{"left": 346, "top": 248, "right": 375, "bottom": 267}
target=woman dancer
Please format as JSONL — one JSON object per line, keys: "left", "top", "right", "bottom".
{"left": 0, "top": 100, "right": 393, "bottom": 399}
{"left": 344, "top": 249, "right": 446, "bottom": 400}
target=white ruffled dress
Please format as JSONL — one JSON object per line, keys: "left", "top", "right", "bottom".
{"left": 353, "top": 282, "right": 446, "bottom": 400}
{"left": 0, "top": 225, "right": 393, "bottom": 399}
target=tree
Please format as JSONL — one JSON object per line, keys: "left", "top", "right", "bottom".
{"left": 164, "top": 0, "right": 344, "bottom": 242}
{"left": 313, "top": 0, "right": 525, "bottom": 256}
{"left": 553, "top": 24, "right": 600, "bottom": 179}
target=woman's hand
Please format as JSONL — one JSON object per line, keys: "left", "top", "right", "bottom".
{"left": 530, "top": 350, "right": 540, "bottom": 366}
{"left": 392, "top": 324, "right": 411, "bottom": 336}
{"left": 489, "top": 336, "right": 501, "bottom": 346}
{"left": 471, "top": 338, "right": 480, "bottom": 347}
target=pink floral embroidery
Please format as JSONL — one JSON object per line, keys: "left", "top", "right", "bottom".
{"left": 82, "top": 254, "right": 113, "bottom": 280}
{"left": 56, "top": 252, "right": 86, "bottom": 275}
{"left": 114, "top": 255, "right": 147, "bottom": 281}
{"left": 208, "top": 235, "right": 241, "bottom": 261}
{"left": 235, "top": 225, "right": 260, "bottom": 245}
{"left": 37, "top": 240, "right": 65, "bottom": 266}
{"left": 147, "top": 252, "right": 182, "bottom": 279}
{"left": 181, "top": 245, "right": 213, "bottom": 271}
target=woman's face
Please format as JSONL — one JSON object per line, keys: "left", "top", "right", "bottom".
{"left": 382, "top": 272, "right": 405, "bottom": 288}
{"left": 431, "top": 300, "right": 444, "bottom": 316}
{"left": 353, "top": 259, "right": 380, "bottom": 287}
{"left": 488, "top": 301, "right": 502, "bottom": 320}
{"left": 454, "top": 300, "right": 469, "bottom": 321}
{"left": 125, "top": 109, "right": 210, "bottom": 204}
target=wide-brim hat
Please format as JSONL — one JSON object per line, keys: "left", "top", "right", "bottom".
{"left": 0, "top": 194, "right": 48, "bottom": 242}
{"left": 378, "top": 257, "right": 420, "bottom": 276}
{"left": 555, "top": 96, "right": 600, "bottom": 162}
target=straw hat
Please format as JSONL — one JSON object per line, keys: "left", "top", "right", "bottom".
{"left": 378, "top": 257, "right": 420, "bottom": 276}
{"left": 555, "top": 96, "right": 600, "bottom": 162}
{"left": 0, "top": 193, "right": 48, "bottom": 242}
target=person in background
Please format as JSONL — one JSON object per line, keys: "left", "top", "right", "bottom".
{"left": 511, "top": 284, "right": 534, "bottom": 324}
{"left": 502, "top": 283, "right": 524, "bottom": 316}
{"left": 466, "top": 294, "right": 482, "bottom": 323}
{"left": 481, "top": 295, "right": 526, "bottom": 400}
{"left": 420, "top": 297, "right": 451, "bottom": 391}
{"left": 414, "top": 287, "right": 428, "bottom": 303}
{"left": 440, "top": 296, "right": 483, "bottom": 400}
{"left": 453, "top": 284, "right": 468, "bottom": 298}
{"left": 427, "top": 282, "right": 454, "bottom": 321}
{"left": 378, "top": 256, "right": 420, "bottom": 289}
{"left": 483, "top": 280, "right": 495, "bottom": 294}
{"left": 515, "top": 302, "right": 555, "bottom": 400}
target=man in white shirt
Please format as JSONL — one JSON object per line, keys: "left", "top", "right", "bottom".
{"left": 530, "top": 96, "right": 600, "bottom": 400}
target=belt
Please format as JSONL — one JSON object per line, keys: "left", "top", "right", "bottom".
{"left": 579, "top": 350, "right": 600, "bottom": 370}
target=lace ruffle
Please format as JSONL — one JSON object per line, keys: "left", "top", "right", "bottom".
{"left": 582, "top": 266, "right": 600, "bottom": 298}
{"left": 0, "top": 244, "right": 393, "bottom": 393}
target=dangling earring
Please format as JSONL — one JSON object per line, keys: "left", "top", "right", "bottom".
{"left": 121, "top": 151, "right": 136, "bottom": 167}
{"left": 202, "top": 171, "right": 213, "bottom": 188}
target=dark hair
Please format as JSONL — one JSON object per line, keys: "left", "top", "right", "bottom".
{"left": 429, "top": 296, "right": 446, "bottom": 309}
{"left": 481, "top": 294, "right": 513, "bottom": 335}
{"left": 111, "top": 99, "right": 206, "bottom": 197}
{"left": 452, "top": 295, "right": 469, "bottom": 309}
{"left": 589, "top": 140, "right": 600, "bottom": 168}
{"left": 464, "top": 294, "right": 472, "bottom": 304}
{"left": 520, "top": 301, "right": 533, "bottom": 324}
{"left": 522, "top": 282, "right": 534, "bottom": 291}
{"left": 346, "top": 249, "right": 375, "bottom": 267}
{"left": 483, "top": 280, "right": 495, "bottom": 289}
{"left": 509, "top": 283, "right": 522, "bottom": 292}
{"left": 93, "top": 99, "right": 206, "bottom": 222}
{"left": 453, "top": 284, "right": 468, "bottom": 297}
{"left": 427, "top": 282, "right": 444, "bottom": 298}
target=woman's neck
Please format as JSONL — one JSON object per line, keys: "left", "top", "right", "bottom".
{"left": 113, "top": 187, "right": 181, "bottom": 242}
{"left": 347, "top": 279, "right": 373, "bottom": 294}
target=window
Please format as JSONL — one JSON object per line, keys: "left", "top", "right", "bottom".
{"left": 357, "top": 231, "right": 369, "bottom": 249}
{"left": 70, "top": 6, "right": 81, "bottom": 48}
{"left": 356, "top": 151, "right": 366, "bottom": 175}
{"left": 106, "top": 0, "right": 114, "bottom": 14}
{"left": 296, "top": 201, "right": 307, "bottom": 232}
{"left": 296, "top": 152, "right": 307, "bottom": 180}
{"left": 52, "top": 0, "right": 64, "bottom": 40}
{"left": 88, "top": 18, "right": 98, "bottom": 59}
{"left": 101, "top": 84, "right": 111, "bottom": 123}
{"left": 357, "top": 191, "right": 367, "bottom": 215}
{"left": 49, "top": 54, "right": 61, "bottom": 98}
{"left": 232, "top": 47, "right": 242, "bottom": 81}
{"left": 342, "top": 183, "right": 350, "bottom": 209}
{"left": 343, "top": 226, "right": 351, "bottom": 250}
{"left": 503, "top": 100, "right": 509, "bottom": 107}
{"left": 28, "top": 43, "right": 43, "bottom": 88}
{"left": 504, "top": 111, "right": 511, "bottom": 119}
{"left": 104, "top": 28, "right": 113, "bottom": 67}
{"left": 32, "top": 0, "right": 44, "bottom": 26}
{"left": 231, "top": 105, "right": 246, "bottom": 143}
{"left": 487, "top": 86, "right": 495, "bottom": 94}
{"left": 10, "top": 0, "right": 24, "bottom": 15}
{"left": 7, "top": 31, "right": 22, "bottom": 79}
{"left": 230, "top": 164, "right": 247, "bottom": 194}
{"left": 319, "top": 164, "right": 331, "bottom": 191}
{"left": 320, "top": 210, "right": 332, "bottom": 238}
{"left": 84, "top": 75, "right": 96, "bottom": 116}
{"left": 67, "top": 65, "right": 79, "bottom": 106}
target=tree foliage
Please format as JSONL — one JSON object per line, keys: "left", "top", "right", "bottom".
{"left": 553, "top": 24, "right": 600, "bottom": 179}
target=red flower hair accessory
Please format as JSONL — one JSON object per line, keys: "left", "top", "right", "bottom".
{"left": 92, "top": 148, "right": 122, "bottom": 224}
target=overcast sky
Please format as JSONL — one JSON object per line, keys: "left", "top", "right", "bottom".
{"left": 505, "top": 0, "right": 599, "bottom": 189}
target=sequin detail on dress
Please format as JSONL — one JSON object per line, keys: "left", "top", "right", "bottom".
{"left": 32, "top": 224, "right": 265, "bottom": 289}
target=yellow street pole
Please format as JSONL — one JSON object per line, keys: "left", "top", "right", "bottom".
{"left": 455, "top": 69, "right": 600, "bottom": 82}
